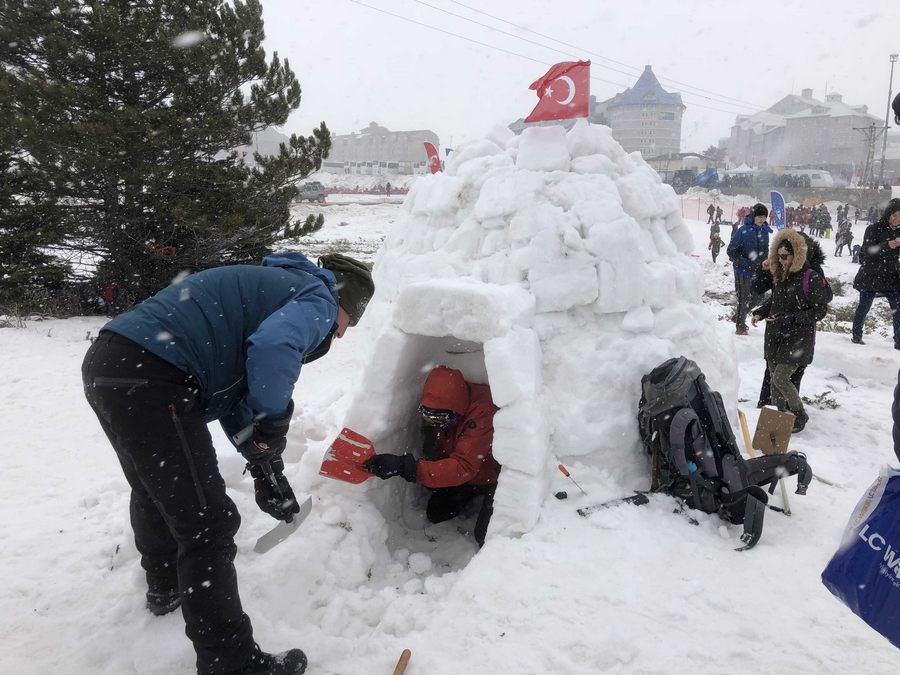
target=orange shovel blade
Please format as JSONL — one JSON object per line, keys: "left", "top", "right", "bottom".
{"left": 319, "top": 456, "right": 373, "bottom": 484}
{"left": 318, "top": 427, "right": 376, "bottom": 484}
{"left": 329, "top": 427, "right": 375, "bottom": 464}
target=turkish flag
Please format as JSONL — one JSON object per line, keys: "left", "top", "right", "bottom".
{"left": 524, "top": 61, "right": 591, "bottom": 123}
{"left": 423, "top": 141, "right": 442, "bottom": 174}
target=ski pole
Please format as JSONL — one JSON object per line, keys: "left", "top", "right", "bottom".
{"left": 557, "top": 464, "right": 587, "bottom": 496}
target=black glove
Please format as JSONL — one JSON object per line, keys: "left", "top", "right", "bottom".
{"left": 363, "top": 453, "right": 417, "bottom": 482}
{"left": 248, "top": 459, "right": 300, "bottom": 521}
{"left": 238, "top": 401, "right": 293, "bottom": 464}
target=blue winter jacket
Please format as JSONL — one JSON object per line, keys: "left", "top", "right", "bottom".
{"left": 103, "top": 252, "right": 339, "bottom": 440}
{"left": 727, "top": 216, "right": 773, "bottom": 277}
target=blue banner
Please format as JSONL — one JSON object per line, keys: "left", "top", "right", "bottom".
{"left": 770, "top": 191, "right": 786, "bottom": 230}
{"left": 822, "top": 467, "right": 900, "bottom": 649}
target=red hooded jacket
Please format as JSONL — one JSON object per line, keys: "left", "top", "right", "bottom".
{"left": 416, "top": 366, "right": 501, "bottom": 488}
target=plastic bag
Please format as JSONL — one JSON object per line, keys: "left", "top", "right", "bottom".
{"left": 821, "top": 466, "right": 900, "bottom": 649}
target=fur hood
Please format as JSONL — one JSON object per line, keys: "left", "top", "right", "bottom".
{"left": 768, "top": 228, "right": 808, "bottom": 281}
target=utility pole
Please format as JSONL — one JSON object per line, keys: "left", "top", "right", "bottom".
{"left": 878, "top": 54, "right": 898, "bottom": 189}
{"left": 855, "top": 123, "right": 884, "bottom": 188}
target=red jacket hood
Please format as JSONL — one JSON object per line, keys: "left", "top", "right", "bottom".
{"left": 421, "top": 366, "right": 469, "bottom": 414}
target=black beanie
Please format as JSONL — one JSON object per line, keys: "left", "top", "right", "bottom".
{"left": 893, "top": 92, "right": 900, "bottom": 124}
{"left": 751, "top": 203, "right": 769, "bottom": 218}
{"left": 318, "top": 254, "right": 375, "bottom": 326}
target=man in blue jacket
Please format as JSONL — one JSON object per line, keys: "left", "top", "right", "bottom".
{"left": 81, "top": 252, "right": 374, "bottom": 675}
{"left": 727, "top": 203, "right": 772, "bottom": 335}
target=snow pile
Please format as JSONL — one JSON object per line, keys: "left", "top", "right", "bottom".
{"left": 344, "top": 120, "right": 736, "bottom": 538}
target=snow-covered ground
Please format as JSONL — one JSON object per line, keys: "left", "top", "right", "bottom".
{"left": 3, "top": 198, "right": 899, "bottom": 673}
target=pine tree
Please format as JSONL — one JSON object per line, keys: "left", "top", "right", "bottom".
{"left": 0, "top": 0, "right": 330, "bottom": 306}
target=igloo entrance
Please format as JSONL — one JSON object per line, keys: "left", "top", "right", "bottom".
{"left": 341, "top": 278, "right": 551, "bottom": 550}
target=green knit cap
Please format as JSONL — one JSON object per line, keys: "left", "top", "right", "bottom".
{"left": 318, "top": 254, "right": 375, "bottom": 325}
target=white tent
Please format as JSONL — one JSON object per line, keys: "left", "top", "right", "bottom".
{"left": 724, "top": 163, "right": 756, "bottom": 175}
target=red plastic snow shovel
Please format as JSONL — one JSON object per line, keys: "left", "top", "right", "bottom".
{"left": 319, "top": 427, "right": 376, "bottom": 484}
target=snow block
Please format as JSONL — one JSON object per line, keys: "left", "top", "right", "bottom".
{"left": 571, "top": 153, "right": 619, "bottom": 176}
{"left": 484, "top": 123, "right": 516, "bottom": 151}
{"left": 642, "top": 262, "right": 679, "bottom": 310}
{"left": 622, "top": 305, "right": 655, "bottom": 333}
{"left": 474, "top": 169, "right": 545, "bottom": 220}
{"left": 615, "top": 171, "right": 659, "bottom": 222}
{"left": 516, "top": 125, "right": 571, "bottom": 172}
{"left": 408, "top": 175, "right": 466, "bottom": 217}
{"left": 582, "top": 212, "right": 643, "bottom": 263}
{"left": 491, "top": 400, "right": 549, "bottom": 476}
{"left": 444, "top": 138, "right": 504, "bottom": 175}
{"left": 508, "top": 203, "right": 567, "bottom": 243}
{"left": 393, "top": 279, "right": 534, "bottom": 343}
{"left": 451, "top": 154, "right": 515, "bottom": 196}
{"left": 668, "top": 222, "right": 695, "bottom": 253}
{"left": 527, "top": 260, "right": 599, "bottom": 313}
{"left": 646, "top": 218, "right": 679, "bottom": 257}
{"left": 483, "top": 327, "right": 542, "bottom": 407}
{"left": 488, "top": 467, "right": 548, "bottom": 536}
{"left": 596, "top": 260, "right": 644, "bottom": 313}
{"left": 343, "top": 327, "right": 430, "bottom": 437}
{"left": 546, "top": 172, "right": 618, "bottom": 213}
{"left": 565, "top": 118, "right": 606, "bottom": 158}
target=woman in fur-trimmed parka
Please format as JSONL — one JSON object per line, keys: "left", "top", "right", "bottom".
{"left": 751, "top": 229, "right": 832, "bottom": 432}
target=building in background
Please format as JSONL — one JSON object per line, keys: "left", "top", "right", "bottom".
{"left": 593, "top": 65, "right": 685, "bottom": 157}
{"left": 727, "top": 89, "right": 884, "bottom": 183}
{"left": 322, "top": 122, "right": 439, "bottom": 175}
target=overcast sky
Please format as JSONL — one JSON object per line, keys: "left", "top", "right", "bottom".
{"left": 260, "top": 0, "right": 898, "bottom": 154}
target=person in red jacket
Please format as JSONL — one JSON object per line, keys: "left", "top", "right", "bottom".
{"left": 363, "top": 366, "right": 501, "bottom": 546}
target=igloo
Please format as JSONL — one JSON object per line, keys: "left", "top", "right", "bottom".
{"left": 341, "top": 120, "right": 736, "bottom": 541}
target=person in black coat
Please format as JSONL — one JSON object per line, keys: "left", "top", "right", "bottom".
{"left": 851, "top": 199, "right": 900, "bottom": 348}
{"left": 751, "top": 229, "right": 832, "bottom": 432}
{"left": 752, "top": 230, "right": 827, "bottom": 408}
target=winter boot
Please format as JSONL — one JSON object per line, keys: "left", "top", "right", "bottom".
{"left": 736, "top": 324, "right": 749, "bottom": 336}
{"left": 237, "top": 645, "right": 307, "bottom": 675}
{"left": 791, "top": 409, "right": 809, "bottom": 434}
{"left": 851, "top": 335, "right": 864, "bottom": 345}
{"left": 146, "top": 578, "right": 180, "bottom": 616}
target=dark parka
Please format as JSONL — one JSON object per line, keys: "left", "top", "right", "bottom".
{"left": 753, "top": 229, "right": 833, "bottom": 366}
{"left": 853, "top": 199, "right": 900, "bottom": 293}
{"left": 727, "top": 215, "right": 772, "bottom": 277}
{"left": 104, "top": 252, "right": 340, "bottom": 438}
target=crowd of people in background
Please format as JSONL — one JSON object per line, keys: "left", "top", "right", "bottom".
{"left": 711, "top": 195, "right": 900, "bottom": 436}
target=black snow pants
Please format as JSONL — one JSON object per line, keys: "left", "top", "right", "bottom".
{"left": 426, "top": 484, "right": 496, "bottom": 547}
{"left": 82, "top": 332, "right": 254, "bottom": 673}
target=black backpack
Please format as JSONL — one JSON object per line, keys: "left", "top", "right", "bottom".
{"left": 637, "top": 357, "right": 812, "bottom": 550}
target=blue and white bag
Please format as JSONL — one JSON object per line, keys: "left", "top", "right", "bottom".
{"left": 821, "top": 466, "right": 900, "bottom": 649}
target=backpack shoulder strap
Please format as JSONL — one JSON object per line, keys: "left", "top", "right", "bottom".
{"left": 802, "top": 267, "right": 813, "bottom": 297}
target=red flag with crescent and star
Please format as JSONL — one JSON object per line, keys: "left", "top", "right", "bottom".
{"left": 524, "top": 60, "right": 591, "bottom": 123}
{"left": 423, "top": 141, "right": 442, "bottom": 174}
